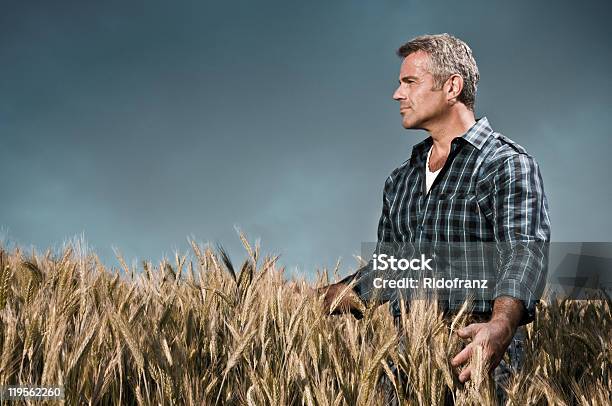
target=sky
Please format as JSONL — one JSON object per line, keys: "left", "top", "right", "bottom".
{"left": 1, "top": 0, "right": 611, "bottom": 279}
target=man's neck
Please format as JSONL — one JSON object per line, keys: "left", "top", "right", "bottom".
{"left": 427, "top": 107, "right": 476, "bottom": 157}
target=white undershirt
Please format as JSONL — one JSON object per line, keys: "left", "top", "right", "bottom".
{"left": 425, "top": 146, "right": 442, "bottom": 193}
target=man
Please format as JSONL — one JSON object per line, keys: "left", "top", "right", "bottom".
{"left": 321, "top": 33, "right": 550, "bottom": 394}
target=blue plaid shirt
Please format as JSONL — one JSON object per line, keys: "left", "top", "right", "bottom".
{"left": 348, "top": 117, "right": 551, "bottom": 323}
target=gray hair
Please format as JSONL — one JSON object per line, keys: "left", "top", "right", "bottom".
{"left": 397, "top": 33, "right": 479, "bottom": 110}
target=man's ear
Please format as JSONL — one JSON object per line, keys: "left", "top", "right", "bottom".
{"left": 445, "top": 74, "right": 464, "bottom": 103}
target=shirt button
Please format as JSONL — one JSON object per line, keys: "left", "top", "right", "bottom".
{"left": 418, "top": 225, "right": 424, "bottom": 231}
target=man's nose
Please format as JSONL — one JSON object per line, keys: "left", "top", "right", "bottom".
{"left": 392, "top": 86, "right": 405, "bottom": 101}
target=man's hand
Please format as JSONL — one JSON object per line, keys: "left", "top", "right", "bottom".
{"left": 318, "top": 282, "right": 365, "bottom": 318}
{"left": 450, "top": 318, "right": 515, "bottom": 382}
{"left": 451, "top": 296, "right": 524, "bottom": 382}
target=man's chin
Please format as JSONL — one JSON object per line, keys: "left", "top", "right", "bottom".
{"left": 402, "top": 115, "right": 427, "bottom": 130}
{"left": 401, "top": 119, "right": 418, "bottom": 130}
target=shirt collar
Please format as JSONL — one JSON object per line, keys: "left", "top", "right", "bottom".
{"left": 410, "top": 116, "right": 493, "bottom": 165}
{"left": 461, "top": 116, "right": 493, "bottom": 150}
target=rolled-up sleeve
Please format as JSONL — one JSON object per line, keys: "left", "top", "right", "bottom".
{"left": 490, "top": 153, "right": 551, "bottom": 324}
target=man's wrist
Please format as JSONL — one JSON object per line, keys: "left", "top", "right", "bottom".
{"left": 490, "top": 295, "right": 524, "bottom": 333}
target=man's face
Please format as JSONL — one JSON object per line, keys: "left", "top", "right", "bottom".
{"left": 392, "top": 51, "right": 448, "bottom": 130}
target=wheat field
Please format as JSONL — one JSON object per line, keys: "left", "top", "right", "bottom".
{"left": 0, "top": 235, "right": 610, "bottom": 405}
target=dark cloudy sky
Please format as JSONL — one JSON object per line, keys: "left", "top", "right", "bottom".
{"left": 2, "top": 0, "right": 611, "bottom": 278}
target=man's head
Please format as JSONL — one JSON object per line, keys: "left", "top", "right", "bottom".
{"left": 392, "top": 33, "right": 479, "bottom": 130}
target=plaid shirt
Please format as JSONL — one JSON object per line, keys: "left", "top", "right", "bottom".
{"left": 348, "top": 117, "right": 551, "bottom": 323}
